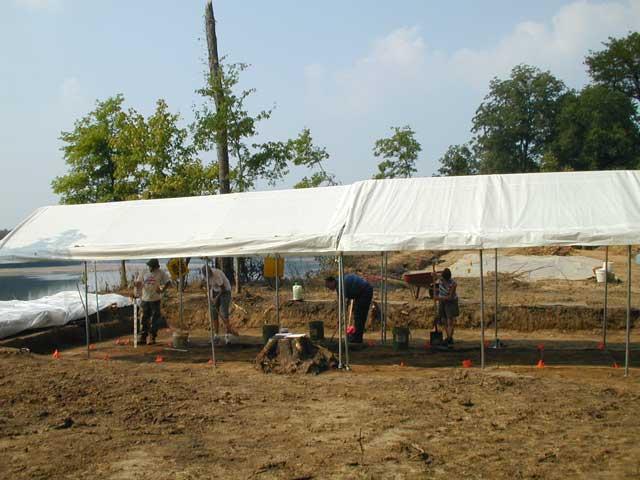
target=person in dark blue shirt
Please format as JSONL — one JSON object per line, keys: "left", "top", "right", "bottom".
{"left": 325, "top": 274, "right": 373, "bottom": 343}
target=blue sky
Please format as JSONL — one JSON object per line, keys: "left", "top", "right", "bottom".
{"left": 1, "top": 0, "right": 639, "bottom": 228}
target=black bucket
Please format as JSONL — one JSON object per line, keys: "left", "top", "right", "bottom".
{"left": 262, "top": 324, "right": 279, "bottom": 344}
{"left": 308, "top": 321, "right": 324, "bottom": 341}
{"left": 393, "top": 326, "right": 410, "bottom": 351}
{"left": 430, "top": 330, "right": 444, "bottom": 346}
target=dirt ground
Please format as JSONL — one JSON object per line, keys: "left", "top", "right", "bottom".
{"left": 1, "top": 247, "right": 639, "bottom": 479}
{"left": 1, "top": 326, "right": 639, "bottom": 480}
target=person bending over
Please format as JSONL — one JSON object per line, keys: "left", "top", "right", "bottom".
{"left": 202, "top": 265, "right": 238, "bottom": 343}
{"left": 325, "top": 274, "right": 373, "bottom": 343}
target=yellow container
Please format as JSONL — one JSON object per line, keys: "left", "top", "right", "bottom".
{"left": 263, "top": 256, "right": 285, "bottom": 278}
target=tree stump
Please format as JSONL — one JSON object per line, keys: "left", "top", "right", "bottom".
{"left": 255, "top": 335, "right": 337, "bottom": 374}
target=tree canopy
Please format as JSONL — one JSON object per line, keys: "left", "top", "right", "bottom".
{"left": 437, "top": 144, "right": 478, "bottom": 176}
{"left": 472, "top": 64, "right": 567, "bottom": 174}
{"left": 372, "top": 126, "right": 421, "bottom": 179}
{"left": 543, "top": 85, "right": 640, "bottom": 171}
{"left": 586, "top": 31, "right": 640, "bottom": 102}
{"left": 53, "top": 96, "right": 216, "bottom": 204}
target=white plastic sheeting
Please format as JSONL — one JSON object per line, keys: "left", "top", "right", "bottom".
{"left": 0, "top": 291, "right": 132, "bottom": 339}
{"left": 449, "top": 253, "right": 603, "bottom": 281}
{"left": 1, "top": 171, "right": 639, "bottom": 261}
{"left": 339, "top": 171, "right": 640, "bottom": 252}
{"left": 0, "top": 185, "right": 350, "bottom": 261}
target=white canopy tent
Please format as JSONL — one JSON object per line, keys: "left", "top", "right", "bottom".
{"left": 0, "top": 185, "right": 351, "bottom": 261}
{"left": 1, "top": 171, "right": 637, "bottom": 373}
{"left": 338, "top": 171, "right": 640, "bottom": 252}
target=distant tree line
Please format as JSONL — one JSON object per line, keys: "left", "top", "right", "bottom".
{"left": 52, "top": 31, "right": 640, "bottom": 201}
{"left": 437, "top": 31, "right": 640, "bottom": 176}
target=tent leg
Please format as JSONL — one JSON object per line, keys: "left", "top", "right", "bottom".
{"left": 339, "top": 253, "right": 350, "bottom": 370}
{"left": 337, "top": 255, "right": 343, "bottom": 368}
{"left": 179, "top": 259, "right": 184, "bottom": 340}
{"left": 492, "top": 248, "right": 501, "bottom": 348}
{"left": 94, "top": 261, "right": 101, "bottom": 342}
{"left": 205, "top": 259, "right": 216, "bottom": 367}
{"left": 625, "top": 246, "right": 631, "bottom": 377}
{"left": 84, "top": 261, "right": 90, "bottom": 359}
{"left": 383, "top": 252, "right": 388, "bottom": 344}
{"left": 603, "top": 246, "right": 609, "bottom": 347}
{"left": 380, "top": 252, "right": 384, "bottom": 344}
{"left": 479, "top": 250, "right": 485, "bottom": 369}
{"left": 275, "top": 254, "right": 280, "bottom": 330}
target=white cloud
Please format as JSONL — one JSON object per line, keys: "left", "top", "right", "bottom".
{"left": 449, "top": 0, "right": 640, "bottom": 89}
{"left": 14, "top": 0, "right": 59, "bottom": 11}
{"left": 306, "top": 0, "right": 640, "bottom": 115}
{"left": 301, "top": 0, "right": 640, "bottom": 178}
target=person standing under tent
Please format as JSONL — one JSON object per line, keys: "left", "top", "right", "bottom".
{"left": 202, "top": 265, "right": 239, "bottom": 343}
{"left": 325, "top": 273, "right": 373, "bottom": 343}
{"left": 435, "top": 267, "right": 459, "bottom": 346}
{"left": 135, "top": 258, "right": 172, "bottom": 345}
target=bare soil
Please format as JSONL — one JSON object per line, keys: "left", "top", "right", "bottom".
{"left": 1, "top": 327, "right": 639, "bottom": 479}
{"left": 1, "top": 247, "right": 639, "bottom": 479}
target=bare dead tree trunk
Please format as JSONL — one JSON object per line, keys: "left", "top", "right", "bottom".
{"left": 205, "top": 0, "right": 234, "bottom": 282}
{"left": 204, "top": 0, "right": 230, "bottom": 195}
{"left": 119, "top": 260, "right": 127, "bottom": 289}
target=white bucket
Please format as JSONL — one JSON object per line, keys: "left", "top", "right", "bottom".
{"left": 595, "top": 268, "right": 607, "bottom": 283}
{"left": 292, "top": 283, "right": 304, "bottom": 301}
{"left": 603, "top": 261, "right": 613, "bottom": 272}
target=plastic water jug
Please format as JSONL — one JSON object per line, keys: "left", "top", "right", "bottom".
{"left": 292, "top": 283, "right": 303, "bottom": 301}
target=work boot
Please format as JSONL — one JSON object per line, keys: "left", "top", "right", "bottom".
{"left": 147, "top": 336, "right": 156, "bottom": 345}
{"left": 137, "top": 335, "right": 147, "bottom": 345}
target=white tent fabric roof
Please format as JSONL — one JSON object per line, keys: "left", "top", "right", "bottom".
{"left": 338, "top": 170, "right": 640, "bottom": 252}
{"left": 1, "top": 171, "right": 639, "bottom": 261}
{"left": 0, "top": 185, "right": 351, "bottom": 261}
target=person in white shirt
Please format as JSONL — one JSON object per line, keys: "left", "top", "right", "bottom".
{"left": 134, "top": 259, "right": 172, "bottom": 345}
{"left": 202, "top": 265, "right": 238, "bottom": 342}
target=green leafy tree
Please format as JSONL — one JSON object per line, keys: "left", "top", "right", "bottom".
{"left": 52, "top": 95, "right": 127, "bottom": 203}
{"left": 115, "top": 99, "right": 215, "bottom": 199}
{"left": 586, "top": 32, "right": 640, "bottom": 102}
{"left": 543, "top": 85, "right": 640, "bottom": 171}
{"left": 194, "top": 62, "right": 287, "bottom": 192}
{"left": 194, "top": 63, "right": 335, "bottom": 191}
{"left": 373, "top": 125, "right": 421, "bottom": 179}
{"left": 290, "top": 128, "right": 336, "bottom": 188}
{"left": 472, "top": 64, "right": 567, "bottom": 174}
{"left": 437, "top": 143, "right": 478, "bottom": 176}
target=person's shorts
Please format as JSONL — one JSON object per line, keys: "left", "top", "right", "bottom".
{"left": 438, "top": 298, "right": 460, "bottom": 321}
{"left": 211, "top": 291, "right": 231, "bottom": 319}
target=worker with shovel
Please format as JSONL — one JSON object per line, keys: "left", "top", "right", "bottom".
{"left": 325, "top": 274, "right": 373, "bottom": 343}
{"left": 435, "top": 268, "right": 459, "bottom": 347}
{"left": 202, "top": 265, "right": 239, "bottom": 344}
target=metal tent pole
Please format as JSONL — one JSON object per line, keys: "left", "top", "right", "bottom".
{"left": 84, "top": 262, "right": 90, "bottom": 359}
{"left": 479, "top": 250, "right": 485, "bottom": 369}
{"left": 204, "top": 259, "right": 216, "bottom": 367}
{"left": 339, "top": 253, "right": 350, "bottom": 369}
{"left": 94, "top": 261, "right": 102, "bottom": 342}
{"left": 380, "top": 252, "right": 384, "bottom": 344}
{"left": 492, "top": 248, "right": 500, "bottom": 348}
{"left": 625, "top": 246, "right": 631, "bottom": 377}
{"left": 275, "top": 254, "right": 280, "bottom": 329}
{"left": 603, "top": 246, "right": 609, "bottom": 347}
{"left": 383, "top": 252, "right": 388, "bottom": 344}
{"left": 179, "top": 259, "right": 184, "bottom": 337}
{"left": 337, "top": 255, "right": 343, "bottom": 368}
